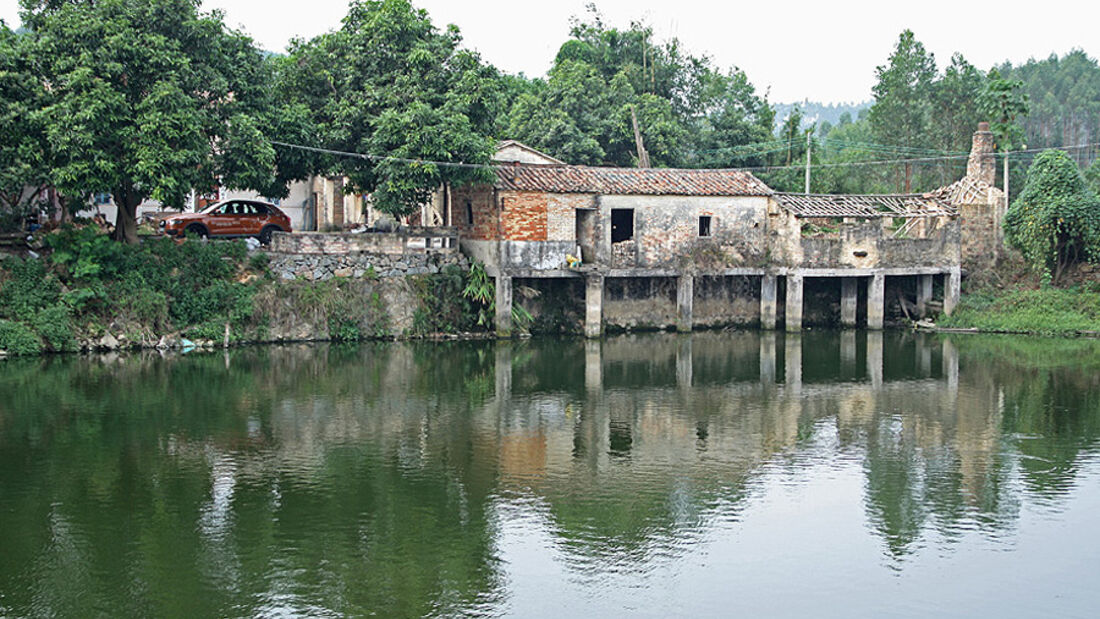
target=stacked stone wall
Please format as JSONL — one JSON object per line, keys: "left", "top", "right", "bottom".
{"left": 267, "top": 251, "right": 469, "bottom": 281}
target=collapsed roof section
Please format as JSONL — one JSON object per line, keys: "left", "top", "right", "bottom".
{"left": 771, "top": 192, "right": 957, "bottom": 219}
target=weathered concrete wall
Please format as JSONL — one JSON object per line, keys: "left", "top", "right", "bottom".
{"left": 603, "top": 276, "right": 678, "bottom": 330}
{"left": 793, "top": 220, "right": 960, "bottom": 269}
{"left": 693, "top": 275, "right": 760, "bottom": 327}
{"left": 600, "top": 195, "right": 769, "bottom": 270}
{"left": 501, "top": 240, "right": 577, "bottom": 270}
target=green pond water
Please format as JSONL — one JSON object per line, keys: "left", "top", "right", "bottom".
{"left": 2, "top": 331, "right": 1099, "bottom": 618}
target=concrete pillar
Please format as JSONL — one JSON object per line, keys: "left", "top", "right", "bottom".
{"left": 945, "top": 267, "right": 961, "bottom": 316}
{"left": 919, "top": 336, "right": 933, "bottom": 377}
{"left": 584, "top": 274, "right": 604, "bottom": 339}
{"left": 760, "top": 274, "right": 778, "bottom": 330}
{"left": 785, "top": 273, "right": 804, "bottom": 333}
{"left": 917, "top": 274, "right": 933, "bottom": 317}
{"left": 867, "top": 331, "right": 883, "bottom": 389}
{"left": 677, "top": 276, "right": 694, "bottom": 333}
{"left": 841, "top": 277, "right": 858, "bottom": 327}
{"left": 584, "top": 339, "right": 602, "bottom": 394}
{"left": 867, "top": 272, "right": 885, "bottom": 330}
{"left": 784, "top": 334, "right": 802, "bottom": 392}
{"left": 495, "top": 274, "right": 513, "bottom": 338}
{"left": 676, "top": 336, "right": 693, "bottom": 388}
{"left": 759, "top": 332, "right": 777, "bottom": 384}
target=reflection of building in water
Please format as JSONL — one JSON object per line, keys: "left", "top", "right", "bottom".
{"left": 165, "top": 334, "right": 1011, "bottom": 563}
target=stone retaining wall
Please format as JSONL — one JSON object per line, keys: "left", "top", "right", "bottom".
{"left": 267, "top": 250, "right": 469, "bottom": 281}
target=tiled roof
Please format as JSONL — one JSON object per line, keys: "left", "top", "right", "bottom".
{"left": 772, "top": 192, "right": 956, "bottom": 218}
{"left": 494, "top": 164, "right": 773, "bottom": 196}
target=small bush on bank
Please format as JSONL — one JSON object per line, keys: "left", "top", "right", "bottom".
{"left": 0, "top": 320, "right": 42, "bottom": 356}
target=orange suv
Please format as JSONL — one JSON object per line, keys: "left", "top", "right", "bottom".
{"left": 160, "top": 199, "right": 292, "bottom": 244}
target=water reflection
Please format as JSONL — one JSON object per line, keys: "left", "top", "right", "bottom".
{"left": 1, "top": 333, "right": 1099, "bottom": 616}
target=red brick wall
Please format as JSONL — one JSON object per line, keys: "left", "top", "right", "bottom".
{"left": 500, "top": 191, "right": 548, "bottom": 241}
{"left": 452, "top": 184, "right": 499, "bottom": 240}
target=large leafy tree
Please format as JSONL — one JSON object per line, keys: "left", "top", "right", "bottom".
{"left": 1004, "top": 149, "right": 1100, "bottom": 283}
{"left": 0, "top": 22, "right": 50, "bottom": 226}
{"left": 20, "top": 0, "right": 284, "bottom": 243}
{"left": 282, "top": 0, "right": 503, "bottom": 216}
{"left": 507, "top": 7, "right": 772, "bottom": 168}
{"left": 869, "top": 30, "right": 937, "bottom": 192}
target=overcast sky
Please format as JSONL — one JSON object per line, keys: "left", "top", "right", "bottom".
{"left": 3, "top": 0, "right": 1097, "bottom": 103}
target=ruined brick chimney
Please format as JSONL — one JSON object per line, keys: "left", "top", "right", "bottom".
{"left": 966, "top": 122, "right": 996, "bottom": 185}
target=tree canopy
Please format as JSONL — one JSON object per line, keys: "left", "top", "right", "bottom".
{"left": 1003, "top": 149, "right": 1100, "bottom": 283}
{"left": 280, "top": 0, "right": 503, "bottom": 215}
{"left": 19, "top": 0, "right": 286, "bottom": 242}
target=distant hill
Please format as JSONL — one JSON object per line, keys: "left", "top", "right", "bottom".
{"left": 773, "top": 100, "right": 871, "bottom": 131}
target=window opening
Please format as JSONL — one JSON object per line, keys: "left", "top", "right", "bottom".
{"left": 699, "top": 215, "right": 712, "bottom": 237}
{"left": 611, "top": 208, "right": 634, "bottom": 243}
{"left": 466, "top": 200, "right": 474, "bottom": 225}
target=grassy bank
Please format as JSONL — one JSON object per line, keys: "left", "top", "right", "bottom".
{"left": 0, "top": 226, "right": 491, "bottom": 356}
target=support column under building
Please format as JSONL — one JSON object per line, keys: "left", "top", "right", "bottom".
{"left": 584, "top": 274, "right": 604, "bottom": 339}
{"left": 677, "top": 276, "right": 694, "bottom": 333}
{"left": 917, "top": 274, "right": 933, "bottom": 317}
{"left": 761, "top": 274, "right": 778, "bottom": 330}
{"left": 867, "top": 272, "right": 885, "bottom": 330}
{"left": 785, "top": 273, "right": 804, "bottom": 333}
{"left": 495, "top": 274, "right": 513, "bottom": 338}
{"left": 841, "top": 277, "right": 858, "bottom": 327}
{"left": 945, "top": 267, "right": 961, "bottom": 316}
{"left": 584, "top": 339, "right": 602, "bottom": 394}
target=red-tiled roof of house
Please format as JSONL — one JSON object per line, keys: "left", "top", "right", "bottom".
{"left": 494, "top": 164, "right": 773, "bottom": 196}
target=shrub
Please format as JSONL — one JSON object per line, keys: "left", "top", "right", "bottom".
{"left": 0, "top": 319, "right": 42, "bottom": 355}
{"left": 0, "top": 257, "right": 61, "bottom": 319}
{"left": 33, "top": 305, "right": 78, "bottom": 352}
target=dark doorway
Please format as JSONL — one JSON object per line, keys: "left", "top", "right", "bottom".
{"left": 611, "top": 208, "right": 634, "bottom": 243}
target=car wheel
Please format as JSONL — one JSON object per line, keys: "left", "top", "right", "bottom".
{"left": 186, "top": 224, "right": 208, "bottom": 240}
{"left": 259, "top": 225, "right": 279, "bottom": 245}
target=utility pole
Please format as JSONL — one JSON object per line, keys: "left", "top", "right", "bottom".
{"left": 804, "top": 130, "right": 812, "bottom": 195}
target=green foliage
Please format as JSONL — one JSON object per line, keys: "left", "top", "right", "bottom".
{"left": 978, "top": 69, "right": 1029, "bottom": 151}
{"left": 462, "top": 262, "right": 495, "bottom": 328}
{"left": 21, "top": 0, "right": 289, "bottom": 241}
{"left": 940, "top": 285, "right": 1100, "bottom": 335}
{"left": 0, "top": 319, "right": 40, "bottom": 355}
{"left": 410, "top": 265, "right": 480, "bottom": 335}
{"left": 33, "top": 304, "right": 77, "bottom": 352}
{"left": 1003, "top": 150, "right": 1100, "bottom": 283}
{"left": 0, "top": 23, "right": 50, "bottom": 229}
{"left": 282, "top": 0, "right": 500, "bottom": 215}
{"left": 506, "top": 7, "right": 772, "bottom": 168}
{"left": 0, "top": 256, "right": 60, "bottom": 317}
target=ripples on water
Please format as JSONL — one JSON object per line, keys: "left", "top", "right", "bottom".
{"left": 1, "top": 332, "right": 1100, "bottom": 617}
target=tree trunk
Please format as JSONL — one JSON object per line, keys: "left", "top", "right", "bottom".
{"left": 112, "top": 183, "right": 142, "bottom": 244}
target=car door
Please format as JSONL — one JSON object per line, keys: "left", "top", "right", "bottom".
{"left": 243, "top": 203, "right": 268, "bottom": 235}
{"left": 207, "top": 202, "right": 235, "bottom": 235}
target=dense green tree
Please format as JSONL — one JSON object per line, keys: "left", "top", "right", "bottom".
{"left": 282, "top": 0, "right": 504, "bottom": 215}
{"left": 507, "top": 7, "right": 772, "bottom": 168}
{"left": 932, "top": 53, "right": 986, "bottom": 154}
{"left": 0, "top": 22, "right": 49, "bottom": 228}
{"left": 20, "top": 0, "right": 285, "bottom": 243}
{"left": 978, "top": 69, "right": 1029, "bottom": 152}
{"left": 868, "top": 30, "right": 937, "bottom": 192}
{"left": 1004, "top": 150, "right": 1100, "bottom": 283}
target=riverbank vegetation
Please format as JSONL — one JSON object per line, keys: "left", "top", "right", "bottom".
{"left": 0, "top": 226, "right": 500, "bottom": 355}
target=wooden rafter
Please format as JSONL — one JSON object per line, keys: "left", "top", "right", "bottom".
{"left": 772, "top": 192, "right": 956, "bottom": 219}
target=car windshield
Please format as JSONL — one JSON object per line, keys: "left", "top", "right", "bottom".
{"left": 200, "top": 202, "right": 226, "bottom": 214}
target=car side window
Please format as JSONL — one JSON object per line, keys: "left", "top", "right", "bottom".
{"left": 213, "top": 203, "right": 229, "bottom": 215}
